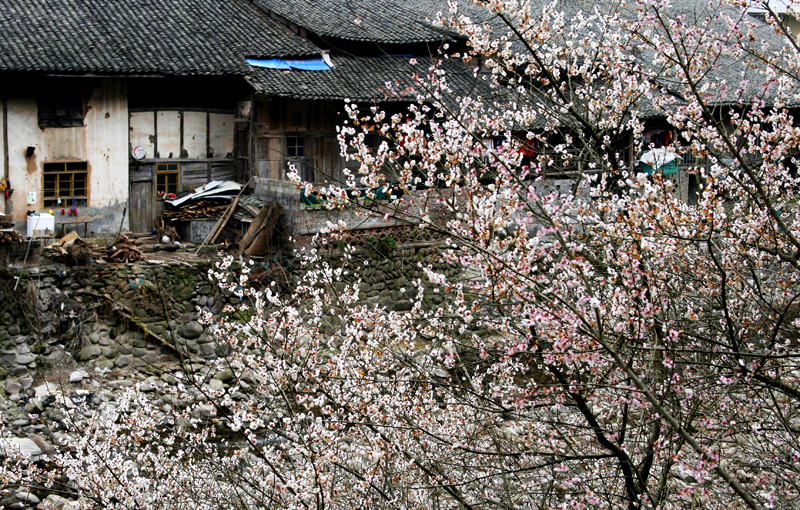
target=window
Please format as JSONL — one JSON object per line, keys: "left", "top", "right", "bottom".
{"left": 286, "top": 135, "right": 314, "bottom": 182}
{"left": 38, "top": 91, "right": 84, "bottom": 128}
{"left": 156, "top": 163, "right": 180, "bottom": 195}
{"left": 287, "top": 136, "right": 305, "bottom": 157}
{"left": 43, "top": 162, "right": 88, "bottom": 204}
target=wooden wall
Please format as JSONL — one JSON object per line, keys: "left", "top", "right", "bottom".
{"left": 130, "top": 109, "right": 234, "bottom": 160}
{"left": 254, "top": 97, "right": 347, "bottom": 184}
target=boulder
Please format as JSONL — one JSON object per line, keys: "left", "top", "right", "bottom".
{"left": 79, "top": 345, "right": 102, "bottom": 361}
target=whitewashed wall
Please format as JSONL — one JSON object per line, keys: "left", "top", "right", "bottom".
{"left": 2, "top": 78, "right": 129, "bottom": 234}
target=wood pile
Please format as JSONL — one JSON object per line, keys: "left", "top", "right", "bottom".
{"left": 0, "top": 214, "right": 12, "bottom": 229}
{"left": 45, "top": 236, "right": 100, "bottom": 265}
{"left": 106, "top": 235, "right": 145, "bottom": 263}
{"left": 45, "top": 233, "right": 145, "bottom": 265}
{"left": 162, "top": 199, "right": 231, "bottom": 221}
{"left": 0, "top": 229, "right": 22, "bottom": 243}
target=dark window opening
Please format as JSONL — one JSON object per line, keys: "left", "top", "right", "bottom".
{"left": 39, "top": 92, "right": 84, "bottom": 128}
{"left": 287, "top": 136, "right": 305, "bottom": 158}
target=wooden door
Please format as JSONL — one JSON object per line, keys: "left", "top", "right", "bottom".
{"left": 129, "top": 181, "right": 153, "bottom": 233}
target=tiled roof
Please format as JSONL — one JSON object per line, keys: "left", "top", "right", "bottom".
{"left": 254, "top": 0, "right": 497, "bottom": 44}
{"left": 0, "top": 0, "right": 319, "bottom": 75}
{"left": 247, "top": 55, "right": 499, "bottom": 102}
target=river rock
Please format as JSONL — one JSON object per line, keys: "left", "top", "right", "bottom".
{"left": 179, "top": 322, "right": 203, "bottom": 340}
{"left": 79, "top": 345, "right": 102, "bottom": 361}
{"left": 3, "top": 437, "right": 43, "bottom": 461}
{"left": 69, "top": 370, "right": 89, "bottom": 383}
{"left": 5, "top": 380, "right": 21, "bottom": 395}
{"left": 114, "top": 355, "right": 131, "bottom": 368}
{"left": 33, "top": 383, "right": 58, "bottom": 399}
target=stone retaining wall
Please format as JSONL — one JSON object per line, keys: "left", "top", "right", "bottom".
{"left": 0, "top": 238, "right": 456, "bottom": 386}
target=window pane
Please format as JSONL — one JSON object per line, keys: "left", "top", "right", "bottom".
{"left": 66, "top": 162, "right": 87, "bottom": 171}
{"left": 44, "top": 163, "right": 65, "bottom": 173}
{"left": 43, "top": 174, "right": 56, "bottom": 198}
{"left": 58, "top": 174, "right": 72, "bottom": 197}
{"left": 73, "top": 174, "right": 86, "bottom": 196}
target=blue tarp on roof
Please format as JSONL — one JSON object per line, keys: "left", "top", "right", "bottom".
{"left": 247, "top": 58, "right": 330, "bottom": 71}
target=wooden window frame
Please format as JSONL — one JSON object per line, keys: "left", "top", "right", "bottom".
{"left": 286, "top": 135, "right": 305, "bottom": 158}
{"left": 43, "top": 162, "right": 88, "bottom": 204}
{"left": 286, "top": 135, "right": 314, "bottom": 182}
{"left": 156, "top": 163, "right": 180, "bottom": 196}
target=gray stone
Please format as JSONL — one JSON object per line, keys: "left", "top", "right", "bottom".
{"left": 8, "top": 366, "right": 29, "bottom": 377}
{"left": 0, "top": 351, "right": 16, "bottom": 367}
{"left": 33, "top": 383, "right": 57, "bottom": 398}
{"left": 108, "top": 380, "right": 134, "bottom": 390}
{"left": 179, "top": 321, "right": 203, "bottom": 340}
{"left": 100, "top": 347, "right": 117, "bottom": 359}
{"left": 14, "top": 491, "right": 39, "bottom": 505}
{"left": 138, "top": 381, "right": 156, "bottom": 393}
{"left": 69, "top": 370, "right": 89, "bottom": 383}
{"left": 7, "top": 324, "right": 20, "bottom": 336}
{"left": 79, "top": 345, "right": 102, "bottom": 361}
{"left": 15, "top": 354, "right": 35, "bottom": 365}
{"left": 3, "top": 438, "right": 43, "bottom": 461}
{"left": 114, "top": 355, "right": 131, "bottom": 368}
{"left": 208, "top": 379, "right": 224, "bottom": 391}
{"left": 18, "top": 377, "right": 33, "bottom": 390}
{"left": 149, "top": 324, "right": 166, "bottom": 336}
{"left": 199, "top": 343, "right": 217, "bottom": 358}
{"left": 42, "top": 494, "right": 70, "bottom": 510}
{"left": 5, "top": 380, "right": 21, "bottom": 395}
{"left": 214, "top": 369, "right": 234, "bottom": 382}
{"left": 94, "top": 358, "right": 114, "bottom": 370}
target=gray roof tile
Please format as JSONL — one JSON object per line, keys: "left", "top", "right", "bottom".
{"left": 253, "top": 0, "right": 497, "bottom": 44}
{"left": 0, "top": 0, "right": 319, "bottom": 75}
{"left": 247, "top": 54, "right": 499, "bottom": 102}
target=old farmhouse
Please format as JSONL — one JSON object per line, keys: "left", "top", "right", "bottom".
{"left": 0, "top": 0, "right": 491, "bottom": 235}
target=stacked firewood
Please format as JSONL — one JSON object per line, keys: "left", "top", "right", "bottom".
{"left": 106, "top": 235, "right": 145, "bottom": 263}
{"left": 0, "top": 230, "right": 22, "bottom": 243}
{"left": 162, "top": 199, "right": 231, "bottom": 221}
{"left": 0, "top": 214, "right": 12, "bottom": 229}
